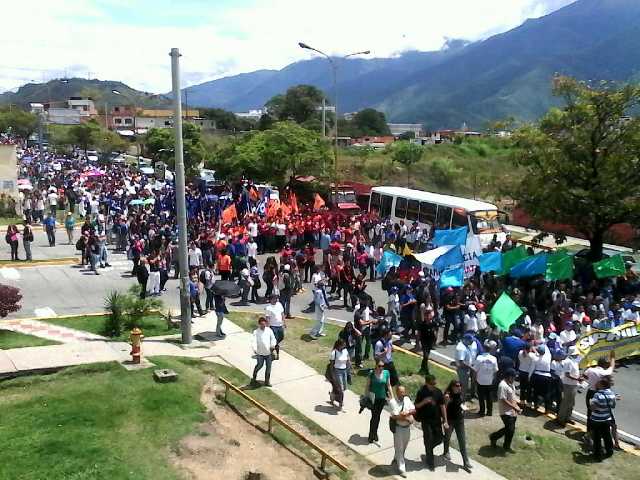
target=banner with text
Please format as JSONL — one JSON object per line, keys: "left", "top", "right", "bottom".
{"left": 576, "top": 322, "right": 640, "bottom": 368}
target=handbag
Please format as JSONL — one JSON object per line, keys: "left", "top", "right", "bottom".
{"left": 389, "top": 417, "right": 397, "bottom": 433}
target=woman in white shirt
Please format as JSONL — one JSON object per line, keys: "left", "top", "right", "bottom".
{"left": 329, "top": 339, "right": 350, "bottom": 410}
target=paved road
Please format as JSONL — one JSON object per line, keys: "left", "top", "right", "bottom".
{"left": 1, "top": 231, "right": 639, "bottom": 443}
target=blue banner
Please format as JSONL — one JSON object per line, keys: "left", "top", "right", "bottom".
{"left": 376, "top": 250, "right": 403, "bottom": 276}
{"left": 478, "top": 251, "right": 503, "bottom": 273}
{"left": 439, "top": 266, "right": 464, "bottom": 289}
{"left": 433, "top": 226, "right": 468, "bottom": 247}
{"left": 510, "top": 253, "right": 548, "bottom": 278}
{"left": 433, "top": 245, "right": 464, "bottom": 272}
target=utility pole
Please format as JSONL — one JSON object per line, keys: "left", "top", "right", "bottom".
{"left": 322, "top": 97, "right": 326, "bottom": 137}
{"left": 170, "top": 47, "right": 192, "bottom": 344}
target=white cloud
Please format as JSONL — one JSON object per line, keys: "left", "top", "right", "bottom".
{"left": 0, "top": 0, "right": 577, "bottom": 94}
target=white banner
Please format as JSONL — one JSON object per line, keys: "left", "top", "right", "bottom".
{"left": 463, "top": 235, "right": 482, "bottom": 278}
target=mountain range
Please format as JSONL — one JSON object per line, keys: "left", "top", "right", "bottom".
{"left": 183, "top": 0, "right": 640, "bottom": 128}
{"left": 2, "top": 0, "right": 639, "bottom": 129}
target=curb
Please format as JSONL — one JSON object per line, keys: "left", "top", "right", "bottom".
{"left": 0, "top": 258, "right": 78, "bottom": 269}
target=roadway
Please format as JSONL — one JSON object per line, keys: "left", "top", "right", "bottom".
{"left": 0, "top": 230, "right": 639, "bottom": 443}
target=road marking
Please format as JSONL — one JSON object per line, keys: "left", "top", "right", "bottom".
{"left": 0, "top": 267, "right": 20, "bottom": 280}
{"left": 34, "top": 307, "right": 57, "bottom": 318}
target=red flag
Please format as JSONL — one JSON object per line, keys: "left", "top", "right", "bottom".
{"left": 290, "top": 192, "right": 299, "bottom": 214}
{"left": 249, "top": 186, "right": 259, "bottom": 202}
{"left": 280, "top": 202, "right": 291, "bottom": 217}
{"left": 221, "top": 204, "right": 237, "bottom": 224}
{"left": 267, "top": 199, "right": 280, "bottom": 219}
{"left": 314, "top": 193, "right": 326, "bottom": 211}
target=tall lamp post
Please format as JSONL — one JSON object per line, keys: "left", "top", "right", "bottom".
{"left": 298, "top": 43, "right": 369, "bottom": 186}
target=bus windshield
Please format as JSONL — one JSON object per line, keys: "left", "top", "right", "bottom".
{"left": 470, "top": 210, "right": 502, "bottom": 234}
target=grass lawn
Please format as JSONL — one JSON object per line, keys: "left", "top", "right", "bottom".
{"left": 0, "top": 330, "right": 59, "bottom": 349}
{"left": 45, "top": 314, "right": 180, "bottom": 341}
{"left": 0, "top": 357, "right": 360, "bottom": 480}
{"left": 0, "top": 216, "right": 22, "bottom": 226}
{"left": 227, "top": 312, "right": 640, "bottom": 480}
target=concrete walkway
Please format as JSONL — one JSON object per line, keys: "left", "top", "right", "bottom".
{"left": 1, "top": 317, "right": 106, "bottom": 343}
{"left": 0, "top": 314, "right": 503, "bottom": 480}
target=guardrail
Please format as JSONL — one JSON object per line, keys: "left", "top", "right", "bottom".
{"left": 219, "top": 377, "right": 349, "bottom": 476}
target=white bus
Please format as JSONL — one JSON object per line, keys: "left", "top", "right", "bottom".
{"left": 368, "top": 186, "right": 506, "bottom": 247}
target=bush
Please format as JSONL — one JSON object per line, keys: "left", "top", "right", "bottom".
{"left": 0, "top": 284, "right": 22, "bottom": 317}
{"left": 104, "top": 291, "right": 126, "bottom": 337}
{"left": 429, "top": 157, "right": 461, "bottom": 189}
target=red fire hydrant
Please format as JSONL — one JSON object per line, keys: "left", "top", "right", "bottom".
{"left": 130, "top": 327, "right": 144, "bottom": 364}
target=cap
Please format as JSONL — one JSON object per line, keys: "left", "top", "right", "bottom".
{"left": 468, "top": 304, "right": 477, "bottom": 312}
{"left": 537, "top": 345, "right": 546, "bottom": 354}
{"left": 504, "top": 368, "right": 517, "bottom": 378}
{"left": 462, "top": 333, "right": 474, "bottom": 342}
{"left": 484, "top": 339, "right": 497, "bottom": 350}
{"left": 418, "top": 271, "right": 425, "bottom": 277}
{"left": 283, "top": 264, "right": 290, "bottom": 271}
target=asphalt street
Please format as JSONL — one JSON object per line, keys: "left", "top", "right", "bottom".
{"left": 1, "top": 230, "right": 639, "bottom": 443}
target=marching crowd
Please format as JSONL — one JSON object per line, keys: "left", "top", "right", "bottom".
{"left": 6, "top": 145, "right": 640, "bottom": 477}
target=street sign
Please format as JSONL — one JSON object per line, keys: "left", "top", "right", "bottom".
{"left": 154, "top": 161, "right": 166, "bottom": 180}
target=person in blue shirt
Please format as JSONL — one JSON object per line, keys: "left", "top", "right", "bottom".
{"left": 589, "top": 376, "right": 617, "bottom": 461}
{"left": 500, "top": 329, "right": 526, "bottom": 362}
{"left": 43, "top": 214, "right": 56, "bottom": 247}
{"left": 399, "top": 286, "right": 417, "bottom": 340}
{"left": 189, "top": 273, "right": 205, "bottom": 317}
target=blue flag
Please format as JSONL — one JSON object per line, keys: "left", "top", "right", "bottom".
{"left": 510, "top": 254, "right": 548, "bottom": 278}
{"left": 376, "top": 250, "right": 402, "bottom": 276}
{"left": 433, "top": 227, "right": 468, "bottom": 247}
{"left": 439, "top": 266, "right": 464, "bottom": 289}
{"left": 433, "top": 245, "right": 464, "bottom": 272}
{"left": 478, "top": 252, "right": 503, "bottom": 273}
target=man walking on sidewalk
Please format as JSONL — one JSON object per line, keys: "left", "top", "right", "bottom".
{"left": 489, "top": 368, "right": 521, "bottom": 453}
{"left": 251, "top": 316, "right": 276, "bottom": 387}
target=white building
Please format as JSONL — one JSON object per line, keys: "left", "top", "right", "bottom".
{"left": 235, "top": 109, "right": 265, "bottom": 120}
{"left": 388, "top": 123, "right": 424, "bottom": 137}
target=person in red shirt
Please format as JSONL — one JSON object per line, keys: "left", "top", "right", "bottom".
{"left": 217, "top": 247, "right": 232, "bottom": 280}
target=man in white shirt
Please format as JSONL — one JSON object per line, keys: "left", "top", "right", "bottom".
{"left": 265, "top": 295, "right": 286, "bottom": 360}
{"left": 557, "top": 346, "right": 581, "bottom": 426}
{"left": 247, "top": 219, "right": 258, "bottom": 240}
{"left": 583, "top": 351, "right": 615, "bottom": 435}
{"left": 464, "top": 304, "right": 479, "bottom": 334}
{"left": 473, "top": 340, "right": 499, "bottom": 416}
{"left": 489, "top": 369, "right": 521, "bottom": 452}
{"left": 247, "top": 238, "right": 258, "bottom": 260}
{"left": 531, "top": 344, "right": 553, "bottom": 413}
{"left": 558, "top": 321, "right": 577, "bottom": 348}
{"left": 47, "top": 189, "right": 58, "bottom": 217}
{"left": 455, "top": 334, "right": 477, "bottom": 400}
{"left": 251, "top": 317, "right": 277, "bottom": 387}
{"left": 387, "top": 385, "right": 416, "bottom": 477}
{"left": 188, "top": 242, "right": 203, "bottom": 269}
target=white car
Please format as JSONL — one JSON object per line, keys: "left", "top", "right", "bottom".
{"left": 86, "top": 150, "right": 99, "bottom": 162}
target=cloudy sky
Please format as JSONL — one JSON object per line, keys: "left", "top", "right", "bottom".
{"left": 0, "top": 0, "right": 576, "bottom": 93}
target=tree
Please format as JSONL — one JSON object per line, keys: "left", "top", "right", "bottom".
{"left": 0, "top": 284, "right": 22, "bottom": 317}
{"left": 352, "top": 108, "right": 391, "bottom": 136}
{"left": 201, "top": 107, "right": 255, "bottom": 131}
{"left": 92, "top": 129, "right": 127, "bottom": 158}
{"left": 511, "top": 76, "right": 640, "bottom": 260}
{"left": 68, "top": 121, "right": 101, "bottom": 154}
{"left": 209, "top": 121, "right": 330, "bottom": 185}
{"left": 0, "top": 108, "right": 39, "bottom": 139}
{"left": 392, "top": 141, "right": 424, "bottom": 187}
{"left": 265, "top": 85, "right": 325, "bottom": 124}
{"left": 143, "top": 123, "right": 207, "bottom": 178}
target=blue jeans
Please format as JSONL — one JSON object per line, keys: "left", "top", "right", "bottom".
{"left": 334, "top": 367, "right": 348, "bottom": 392}
{"left": 253, "top": 354, "right": 272, "bottom": 384}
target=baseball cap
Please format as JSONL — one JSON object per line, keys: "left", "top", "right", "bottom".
{"left": 567, "top": 346, "right": 580, "bottom": 357}
{"left": 283, "top": 264, "right": 291, "bottom": 271}
{"left": 468, "top": 304, "right": 477, "bottom": 312}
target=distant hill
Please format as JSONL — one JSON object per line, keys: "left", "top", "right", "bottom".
{"left": 181, "top": 0, "right": 640, "bottom": 128}
{"left": 0, "top": 78, "right": 170, "bottom": 110}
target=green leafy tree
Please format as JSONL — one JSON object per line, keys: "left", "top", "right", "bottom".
{"left": 210, "top": 121, "right": 330, "bottom": 185}
{"left": 68, "top": 121, "right": 101, "bottom": 154}
{"left": 0, "top": 108, "right": 39, "bottom": 139}
{"left": 511, "top": 76, "right": 640, "bottom": 260}
{"left": 352, "top": 108, "right": 391, "bottom": 136}
{"left": 143, "top": 123, "right": 207, "bottom": 177}
{"left": 392, "top": 141, "right": 424, "bottom": 187}
{"left": 265, "top": 85, "right": 325, "bottom": 124}
{"left": 92, "top": 129, "right": 127, "bottom": 158}
{"left": 201, "top": 107, "right": 255, "bottom": 131}
{"left": 429, "top": 157, "right": 461, "bottom": 190}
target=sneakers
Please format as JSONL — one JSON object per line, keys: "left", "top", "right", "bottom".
{"left": 443, "top": 452, "right": 451, "bottom": 461}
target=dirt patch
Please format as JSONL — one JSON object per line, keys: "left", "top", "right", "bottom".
{"left": 170, "top": 378, "right": 323, "bottom": 480}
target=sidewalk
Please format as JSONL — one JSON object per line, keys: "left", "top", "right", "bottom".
{"left": 0, "top": 314, "right": 503, "bottom": 480}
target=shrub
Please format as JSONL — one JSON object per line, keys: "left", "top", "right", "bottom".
{"left": 103, "top": 291, "right": 126, "bottom": 337}
{"left": 0, "top": 284, "right": 22, "bottom": 317}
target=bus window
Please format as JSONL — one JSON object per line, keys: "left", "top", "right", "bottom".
{"left": 436, "top": 205, "right": 452, "bottom": 228}
{"left": 395, "top": 197, "right": 407, "bottom": 219}
{"left": 380, "top": 194, "right": 393, "bottom": 218}
{"left": 452, "top": 208, "right": 468, "bottom": 228}
{"left": 406, "top": 199, "right": 419, "bottom": 221}
{"left": 419, "top": 201, "right": 436, "bottom": 224}
{"left": 369, "top": 192, "right": 381, "bottom": 213}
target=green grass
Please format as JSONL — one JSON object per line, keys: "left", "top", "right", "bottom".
{"left": 227, "top": 312, "right": 455, "bottom": 402}
{"left": 45, "top": 314, "right": 180, "bottom": 341}
{"left": 0, "top": 330, "right": 59, "bottom": 349}
{"left": 0, "top": 357, "right": 361, "bottom": 480}
{"left": 227, "top": 312, "right": 640, "bottom": 480}
{"left": 0, "top": 216, "right": 22, "bottom": 226}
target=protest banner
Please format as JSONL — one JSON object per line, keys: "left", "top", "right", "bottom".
{"left": 576, "top": 322, "right": 640, "bottom": 367}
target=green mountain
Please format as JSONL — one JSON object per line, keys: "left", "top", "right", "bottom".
{"left": 181, "top": 0, "right": 640, "bottom": 129}
{"left": 0, "top": 78, "right": 170, "bottom": 110}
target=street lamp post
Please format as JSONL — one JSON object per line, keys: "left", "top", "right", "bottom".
{"left": 298, "top": 43, "right": 370, "bottom": 186}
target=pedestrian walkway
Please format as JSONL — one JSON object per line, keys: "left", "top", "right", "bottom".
{"left": 0, "top": 314, "right": 504, "bottom": 480}
{"left": 1, "top": 317, "right": 106, "bottom": 343}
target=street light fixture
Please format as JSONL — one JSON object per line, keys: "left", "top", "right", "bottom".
{"left": 298, "top": 42, "right": 370, "bottom": 186}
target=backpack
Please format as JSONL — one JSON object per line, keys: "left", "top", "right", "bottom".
{"left": 199, "top": 269, "right": 208, "bottom": 285}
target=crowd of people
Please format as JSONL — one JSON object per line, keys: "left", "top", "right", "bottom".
{"left": 6, "top": 143, "right": 640, "bottom": 476}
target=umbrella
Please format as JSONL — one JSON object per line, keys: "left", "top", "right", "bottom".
{"left": 143, "top": 198, "right": 155, "bottom": 205}
{"left": 212, "top": 280, "right": 241, "bottom": 297}
{"left": 17, "top": 184, "right": 33, "bottom": 190}
{"left": 129, "top": 199, "right": 143, "bottom": 206}
{"left": 16, "top": 179, "right": 30, "bottom": 185}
